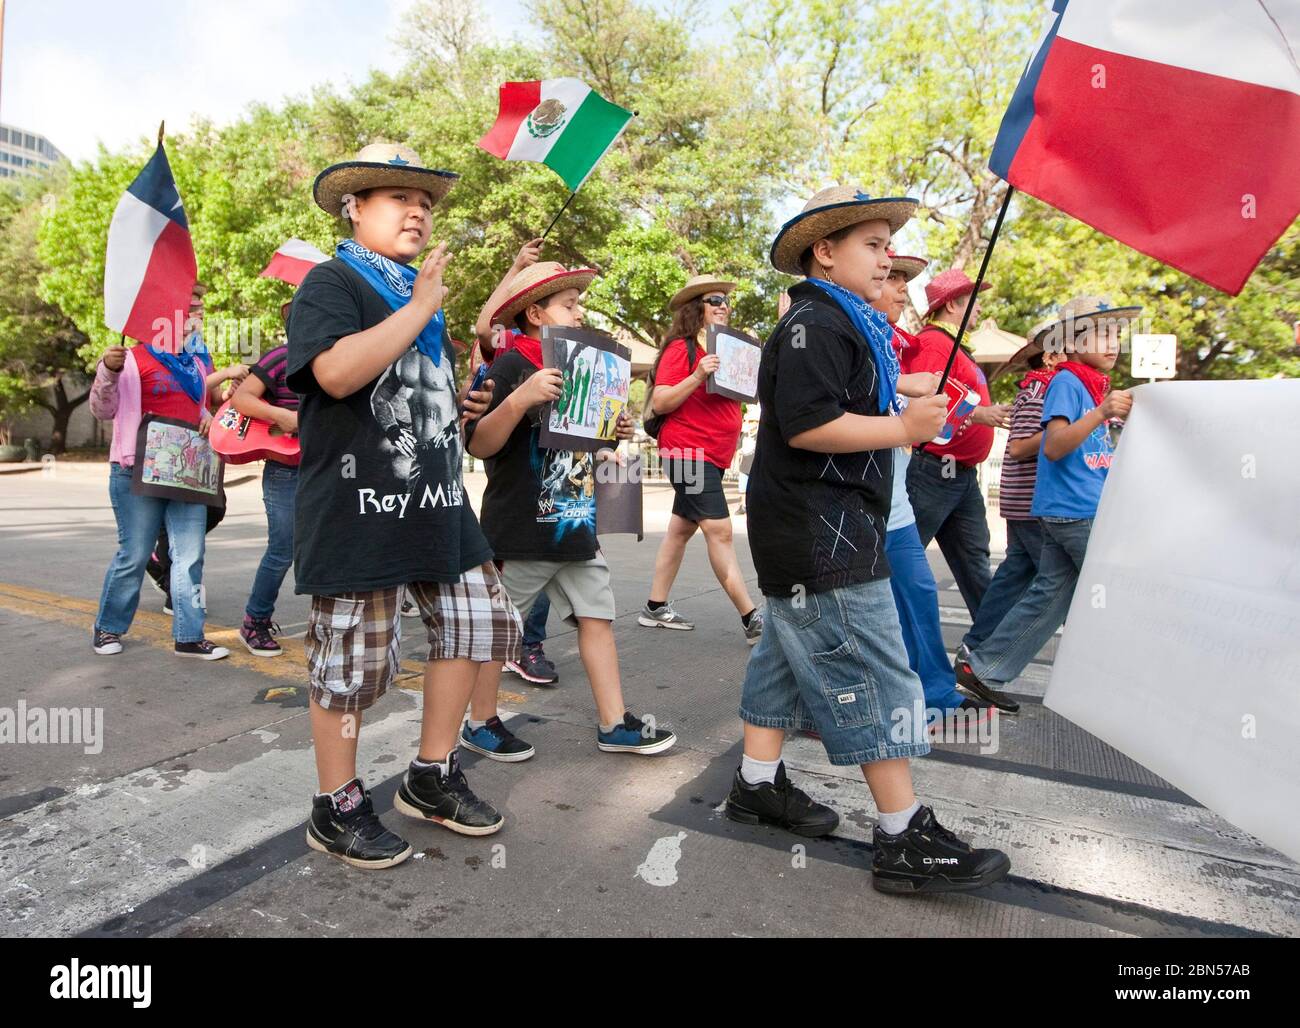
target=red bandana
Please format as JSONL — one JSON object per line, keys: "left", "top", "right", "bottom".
{"left": 1019, "top": 367, "right": 1058, "bottom": 392}
{"left": 1059, "top": 361, "right": 1111, "bottom": 407}
{"left": 499, "top": 329, "right": 544, "bottom": 371}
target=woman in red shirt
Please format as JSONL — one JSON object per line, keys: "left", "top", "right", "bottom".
{"left": 639, "top": 275, "right": 762, "bottom": 645}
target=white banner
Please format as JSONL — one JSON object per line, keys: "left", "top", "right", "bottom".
{"left": 1046, "top": 380, "right": 1300, "bottom": 863}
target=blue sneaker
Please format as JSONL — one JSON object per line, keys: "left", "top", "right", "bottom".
{"left": 460, "top": 716, "right": 536, "bottom": 763}
{"left": 597, "top": 712, "right": 677, "bottom": 755}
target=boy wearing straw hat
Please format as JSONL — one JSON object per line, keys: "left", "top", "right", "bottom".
{"left": 726, "top": 186, "right": 1010, "bottom": 894}
{"left": 464, "top": 261, "right": 678, "bottom": 759}
{"left": 286, "top": 144, "right": 522, "bottom": 871}
{"left": 953, "top": 316, "right": 1069, "bottom": 699}
{"left": 956, "top": 297, "right": 1138, "bottom": 709}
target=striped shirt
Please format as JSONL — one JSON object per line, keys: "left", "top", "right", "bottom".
{"left": 249, "top": 345, "right": 299, "bottom": 412}
{"left": 998, "top": 378, "right": 1049, "bottom": 521}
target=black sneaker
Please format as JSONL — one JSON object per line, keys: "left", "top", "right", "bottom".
{"left": 955, "top": 661, "right": 1020, "bottom": 714}
{"left": 93, "top": 629, "right": 123, "bottom": 656}
{"left": 725, "top": 762, "right": 839, "bottom": 838}
{"left": 162, "top": 592, "right": 174, "bottom": 616}
{"left": 175, "top": 639, "right": 230, "bottom": 661}
{"left": 306, "top": 779, "right": 413, "bottom": 871}
{"left": 393, "top": 751, "right": 504, "bottom": 836}
{"left": 872, "top": 806, "right": 1011, "bottom": 895}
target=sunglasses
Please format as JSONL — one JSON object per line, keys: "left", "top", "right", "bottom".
{"left": 703, "top": 295, "right": 731, "bottom": 309}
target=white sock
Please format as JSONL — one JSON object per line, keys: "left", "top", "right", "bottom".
{"left": 877, "top": 801, "right": 923, "bottom": 836}
{"left": 468, "top": 719, "right": 489, "bottom": 731}
{"left": 412, "top": 753, "right": 452, "bottom": 776}
{"left": 741, "top": 754, "right": 781, "bottom": 786}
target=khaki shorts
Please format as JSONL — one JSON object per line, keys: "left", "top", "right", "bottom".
{"left": 306, "top": 564, "right": 523, "bottom": 713}
{"left": 498, "top": 555, "right": 617, "bottom": 625}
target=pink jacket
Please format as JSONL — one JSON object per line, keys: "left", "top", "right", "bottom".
{"left": 89, "top": 350, "right": 209, "bottom": 467}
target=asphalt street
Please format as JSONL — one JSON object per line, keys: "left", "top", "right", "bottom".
{"left": 2, "top": 461, "right": 1298, "bottom": 938}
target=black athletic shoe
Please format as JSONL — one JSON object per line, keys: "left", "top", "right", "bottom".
{"left": 872, "top": 806, "right": 1011, "bottom": 895}
{"left": 725, "top": 762, "right": 839, "bottom": 838}
{"left": 92, "top": 629, "right": 123, "bottom": 656}
{"left": 955, "top": 661, "right": 1020, "bottom": 714}
{"left": 393, "top": 751, "right": 504, "bottom": 837}
{"left": 175, "top": 639, "right": 230, "bottom": 661}
{"left": 305, "top": 779, "right": 413, "bottom": 871}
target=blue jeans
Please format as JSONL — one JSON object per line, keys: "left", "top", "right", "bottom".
{"left": 522, "top": 592, "right": 550, "bottom": 648}
{"left": 97, "top": 463, "right": 208, "bottom": 643}
{"left": 906, "top": 454, "right": 992, "bottom": 618}
{"left": 969, "top": 518, "right": 1093, "bottom": 686}
{"left": 963, "top": 517, "right": 1045, "bottom": 653}
{"left": 885, "top": 524, "right": 964, "bottom": 710}
{"left": 245, "top": 461, "right": 298, "bottom": 621}
{"left": 740, "top": 579, "right": 930, "bottom": 766}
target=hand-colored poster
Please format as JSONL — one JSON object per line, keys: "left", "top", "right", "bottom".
{"left": 131, "top": 416, "right": 226, "bottom": 508}
{"left": 540, "top": 327, "right": 633, "bottom": 452}
{"left": 706, "top": 326, "right": 762, "bottom": 403}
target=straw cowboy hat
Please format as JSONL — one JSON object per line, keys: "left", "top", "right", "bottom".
{"left": 670, "top": 275, "right": 736, "bottom": 311}
{"left": 770, "top": 186, "right": 919, "bottom": 276}
{"left": 887, "top": 252, "right": 928, "bottom": 283}
{"left": 313, "top": 143, "right": 459, "bottom": 218}
{"left": 1025, "top": 295, "right": 1143, "bottom": 355}
{"left": 924, "top": 269, "right": 992, "bottom": 318}
{"left": 492, "top": 261, "right": 600, "bottom": 326}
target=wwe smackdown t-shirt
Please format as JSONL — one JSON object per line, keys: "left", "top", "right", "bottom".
{"left": 467, "top": 349, "right": 599, "bottom": 563}
{"left": 286, "top": 259, "right": 492, "bottom": 595}
{"left": 1031, "top": 370, "right": 1114, "bottom": 520}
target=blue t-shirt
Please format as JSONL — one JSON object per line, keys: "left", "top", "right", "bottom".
{"left": 1030, "top": 371, "right": 1113, "bottom": 519}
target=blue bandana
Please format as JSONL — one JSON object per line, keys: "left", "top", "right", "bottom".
{"left": 337, "top": 239, "right": 448, "bottom": 365}
{"left": 806, "top": 278, "right": 899, "bottom": 414}
{"left": 150, "top": 332, "right": 209, "bottom": 405}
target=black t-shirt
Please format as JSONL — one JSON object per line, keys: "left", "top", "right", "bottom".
{"left": 465, "top": 348, "right": 599, "bottom": 563}
{"left": 286, "top": 258, "right": 492, "bottom": 595}
{"left": 747, "top": 281, "right": 893, "bottom": 598}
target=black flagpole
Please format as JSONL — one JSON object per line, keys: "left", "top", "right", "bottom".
{"left": 542, "top": 191, "right": 578, "bottom": 241}
{"left": 937, "top": 185, "right": 1016, "bottom": 393}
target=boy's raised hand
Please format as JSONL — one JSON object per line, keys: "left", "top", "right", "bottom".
{"left": 900, "top": 393, "right": 949, "bottom": 444}
{"left": 513, "top": 238, "right": 544, "bottom": 272}
{"left": 1101, "top": 389, "right": 1133, "bottom": 421}
{"left": 413, "top": 243, "right": 452, "bottom": 315}
{"left": 518, "top": 368, "right": 564, "bottom": 409}
{"left": 103, "top": 346, "right": 128, "bottom": 373}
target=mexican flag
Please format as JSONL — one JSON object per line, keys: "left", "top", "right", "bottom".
{"left": 478, "top": 79, "right": 634, "bottom": 191}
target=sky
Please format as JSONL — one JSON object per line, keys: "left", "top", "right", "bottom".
{"left": 0, "top": 0, "right": 532, "bottom": 162}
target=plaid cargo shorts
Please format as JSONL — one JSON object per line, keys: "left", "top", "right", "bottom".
{"left": 306, "top": 563, "right": 523, "bottom": 713}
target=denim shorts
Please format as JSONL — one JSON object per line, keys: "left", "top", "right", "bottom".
{"left": 739, "top": 578, "right": 931, "bottom": 766}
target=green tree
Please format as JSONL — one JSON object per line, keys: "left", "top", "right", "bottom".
{"left": 0, "top": 171, "right": 94, "bottom": 453}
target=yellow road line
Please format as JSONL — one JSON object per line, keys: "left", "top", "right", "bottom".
{"left": 0, "top": 582, "right": 527, "bottom": 702}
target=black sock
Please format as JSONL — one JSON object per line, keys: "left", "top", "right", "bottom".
{"left": 648, "top": 600, "right": 666, "bottom": 613}
{"left": 741, "top": 609, "right": 758, "bottom": 629}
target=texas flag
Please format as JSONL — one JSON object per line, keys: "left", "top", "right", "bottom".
{"left": 990, "top": 0, "right": 1300, "bottom": 295}
{"left": 260, "top": 239, "right": 330, "bottom": 287}
{"left": 104, "top": 142, "right": 198, "bottom": 342}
